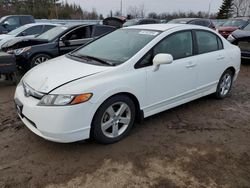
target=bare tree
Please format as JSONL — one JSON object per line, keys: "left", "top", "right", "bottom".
{"left": 233, "top": 0, "right": 250, "bottom": 16}
{"left": 127, "top": 4, "right": 146, "bottom": 18}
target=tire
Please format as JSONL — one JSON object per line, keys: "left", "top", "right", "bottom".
{"left": 30, "top": 54, "right": 51, "bottom": 68}
{"left": 215, "top": 69, "right": 234, "bottom": 99}
{"left": 91, "top": 95, "right": 136, "bottom": 144}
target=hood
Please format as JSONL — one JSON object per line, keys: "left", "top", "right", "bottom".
{"left": 0, "top": 34, "right": 13, "bottom": 40}
{"left": 23, "top": 55, "right": 111, "bottom": 93}
{"left": 218, "top": 26, "right": 239, "bottom": 32}
{"left": 232, "top": 29, "right": 250, "bottom": 39}
{"left": 1, "top": 37, "right": 48, "bottom": 51}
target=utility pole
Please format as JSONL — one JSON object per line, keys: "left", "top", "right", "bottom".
{"left": 208, "top": 0, "right": 212, "bottom": 18}
{"left": 120, "top": 0, "right": 123, "bottom": 16}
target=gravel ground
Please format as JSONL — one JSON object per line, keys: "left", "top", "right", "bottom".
{"left": 0, "top": 63, "right": 250, "bottom": 188}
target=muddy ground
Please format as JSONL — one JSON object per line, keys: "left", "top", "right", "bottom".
{"left": 0, "top": 63, "right": 250, "bottom": 188}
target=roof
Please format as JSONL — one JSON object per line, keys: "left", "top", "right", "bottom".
{"left": 24, "top": 23, "right": 60, "bottom": 27}
{"left": 123, "top": 23, "right": 199, "bottom": 31}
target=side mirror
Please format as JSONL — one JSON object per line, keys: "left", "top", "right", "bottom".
{"left": 153, "top": 53, "right": 173, "bottom": 71}
{"left": 2, "top": 21, "right": 9, "bottom": 28}
{"left": 60, "top": 36, "right": 69, "bottom": 46}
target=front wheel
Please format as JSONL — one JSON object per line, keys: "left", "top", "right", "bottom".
{"left": 30, "top": 54, "right": 51, "bottom": 68}
{"left": 215, "top": 70, "right": 234, "bottom": 99}
{"left": 91, "top": 95, "right": 136, "bottom": 144}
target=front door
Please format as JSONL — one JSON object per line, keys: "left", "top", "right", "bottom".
{"left": 141, "top": 31, "right": 198, "bottom": 115}
{"left": 59, "top": 26, "right": 93, "bottom": 55}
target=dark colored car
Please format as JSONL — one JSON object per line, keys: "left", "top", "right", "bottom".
{"left": 0, "top": 15, "right": 35, "bottom": 34}
{"left": 218, "top": 17, "right": 250, "bottom": 38}
{"left": 123, "top": 19, "right": 160, "bottom": 27}
{"left": 103, "top": 16, "right": 126, "bottom": 29}
{"left": 1, "top": 24, "right": 116, "bottom": 70}
{"left": 228, "top": 23, "right": 250, "bottom": 59}
{"left": 168, "top": 18, "right": 216, "bottom": 30}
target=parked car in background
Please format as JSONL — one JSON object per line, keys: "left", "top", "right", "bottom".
{"left": 1, "top": 24, "right": 116, "bottom": 70}
{"left": 14, "top": 24, "right": 241, "bottom": 144}
{"left": 0, "top": 23, "right": 59, "bottom": 48}
{"left": 212, "top": 19, "right": 227, "bottom": 28}
{"left": 103, "top": 16, "right": 126, "bottom": 29}
{"left": 228, "top": 23, "right": 250, "bottom": 59}
{"left": 0, "top": 15, "right": 35, "bottom": 34}
{"left": 123, "top": 19, "right": 160, "bottom": 27}
{"left": 168, "top": 18, "right": 216, "bottom": 30}
{"left": 218, "top": 17, "right": 250, "bottom": 38}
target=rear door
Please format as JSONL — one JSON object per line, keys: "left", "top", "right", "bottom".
{"left": 59, "top": 25, "right": 92, "bottom": 54}
{"left": 194, "top": 30, "right": 227, "bottom": 93}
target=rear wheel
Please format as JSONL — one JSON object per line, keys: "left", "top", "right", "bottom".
{"left": 30, "top": 54, "right": 51, "bottom": 68}
{"left": 215, "top": 70, "right": 234, "bottom": 99}
{"left": 91, "top": 95, "right": 136, "bottom": 144}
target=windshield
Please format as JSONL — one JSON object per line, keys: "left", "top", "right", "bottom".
{"left": 8, "top": 25, "right": 29, "bottom": 36}
{"left": 222, "top": 19, "right": 247, "bottom": 27}
{"left": 243, "top": 23, "right": 250, "bottom": 31}
{"left": 37, "top": 26, "right": 68, "bottom": 41}
{"left": 72, "top": 29, "right": 160, "bottom": 65}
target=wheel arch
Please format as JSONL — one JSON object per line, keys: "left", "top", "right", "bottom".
{"left": 91, "top": 92, "right": 144, "bottom": 125}
{"left": 226, "top": 66, "right": 236, "bottom": 75}
{"left": 29, "top": 52, "right": 53, "bottom": 62}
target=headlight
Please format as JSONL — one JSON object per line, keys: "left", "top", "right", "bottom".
{"left": 8, "top": 46, "right": 31, "bottom": 55}
{"left": 227, "top": 34, "right": 236, "bottom": 43}
{"left": 38, "top": 93, "right": 93, "bottom": 106}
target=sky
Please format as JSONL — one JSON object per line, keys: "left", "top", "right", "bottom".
{"left": 67, "top": 0, "right": 223, "bottom": 16}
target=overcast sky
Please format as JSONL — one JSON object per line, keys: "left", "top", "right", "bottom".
{"left": 67, "top": 0, "right": 223, "bottom": 16}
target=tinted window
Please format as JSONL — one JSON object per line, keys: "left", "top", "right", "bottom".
{"left": 92, "top": 26, "right": 114, "bottom": 37}
{"left": 66, "top": 26, "right": 91, "bottom": 40}
{"left": 196, "top": 31, "right": 221, "bottom": 54}
{"left": 243, "top": 24, "right": 250, "bottom": 31}
{"left": 21, "top": 16, "right": 34, "bottom": 24}
{"left": 154, "top": 31, "right": 193, "bottom": 60}
{"left": 196, "top": 20, "right": 210, "bottom": 27}
{"left": 23, "top": 25, "right": 43, "bottom": 36}
{"left": 4, "top": 17, "right": 20, "bottom": 27}
{"left": 43, "top": 25, "right": 56, "bottom": 32}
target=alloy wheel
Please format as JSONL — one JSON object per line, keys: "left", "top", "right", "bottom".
{"left": 101, "top": 102, "right": 131, "bottom": 138}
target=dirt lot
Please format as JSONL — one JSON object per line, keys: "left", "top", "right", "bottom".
{"left": 0, "top": 63, "right": 250, "bottom": 188}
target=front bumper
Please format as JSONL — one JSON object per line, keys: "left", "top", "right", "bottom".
{"left": 14, "top": 84, "right": 96, "bottom": 143}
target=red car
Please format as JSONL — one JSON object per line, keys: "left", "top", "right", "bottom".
{"left": 218, "top": 17, "right": 250, "bottom": 38}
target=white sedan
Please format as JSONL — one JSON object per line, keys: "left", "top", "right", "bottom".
{"left": 14, "top": 24, "right": 241, "bottom": 144}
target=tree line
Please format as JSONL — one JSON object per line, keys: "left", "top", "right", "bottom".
{"left": 0, "top": 0, "right": 100, "bottom": 19}
{"left": 0, "top": 0, "right": 249, "bottom": 20}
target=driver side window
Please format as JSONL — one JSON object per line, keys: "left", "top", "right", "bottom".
{"left": 65, "top": 26, "right": 91, "bottom": 41}
{"left": 136, "top": 31, "right": 193, "bottom": 68}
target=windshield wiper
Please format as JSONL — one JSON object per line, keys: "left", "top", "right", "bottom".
{"left": 69, "top": 53, "right": 115, "bottom": 66}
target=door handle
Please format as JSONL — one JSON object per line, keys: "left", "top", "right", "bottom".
{"left": 186, "top": 62, "right": 196, "bottom": 68}
{"left": 217, "top": 56, "right": 225, "bottom": 60}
